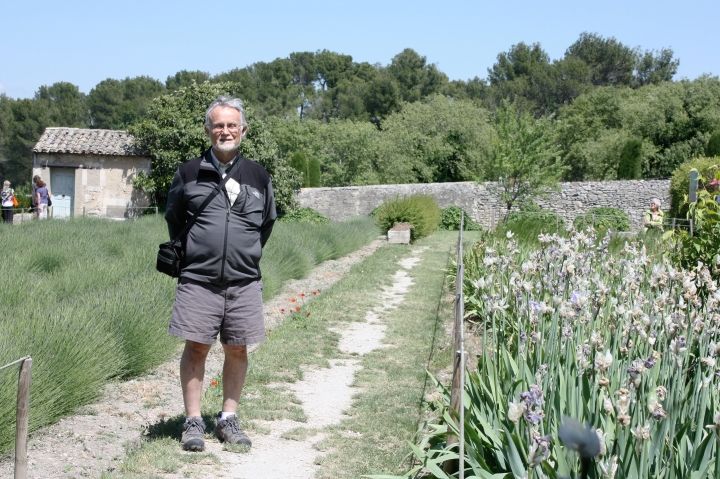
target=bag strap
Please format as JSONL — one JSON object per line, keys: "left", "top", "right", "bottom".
{"left": 171, "top": 156, "right": 240, "bottom": 243}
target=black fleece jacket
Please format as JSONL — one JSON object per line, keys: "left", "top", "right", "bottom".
{"left": 164, "top": 149, "right": 277, "bottom": 285}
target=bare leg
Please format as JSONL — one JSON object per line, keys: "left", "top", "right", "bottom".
{"left": 180, "top": 340, "right": 212, "bottom": 417}
{"left": 220, "top": 344, "right": 248, "bottom": 413}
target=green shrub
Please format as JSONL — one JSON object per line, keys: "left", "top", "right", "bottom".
{"left": 671, "top": 173, "right": 720, "bottom": 282}
{"left": 496, "top": 203, "right": 565, "bottom": 243}
{"left": 289, "top": 151, "right": 321, "bottom": 187}
{"left": 439, "top": 206, "right": 481, "bottom": 231}
{"left": 279, "top": 207, "right": 329, "bottom": 224}
{"left": 12, "top": 183, "right": 33, "bottom": 209}
{"left": 706, "top": 131, "right": 720, "bottom": 157}
{"left": 307, "top": 157, "right": 321, "bottom": 187}
{"left": 617, "top": 137, "right": 643, "bottom": 179}
{"left": 669, "top": 156, "right": 720, "bottom": 218}
{"left": 374, "top": 195, "right": 440, "bottom": 241}
{"left": 573, "top": 207, "right": 630, "bottom": 232}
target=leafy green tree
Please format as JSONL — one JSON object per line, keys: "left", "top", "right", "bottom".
{"left": 488, "top": 102, "right": 565, "bottom": 215}
{"left": 314, "top": 50, "right": 354, "bottom": 90}
{"left": 2, "top": 99, "right": 49, "bottom": 185}
{"left": 88, "top": 76, "right": 165, "bottom": 129}
{"left": 387, "top": 48, "right": 447, "bottom": 103}
{"left": 166, "top": 70, "right": 211, "bottom": 91}
{"left": 634, "top": 48, "right": 679, "bottom": 86}
{"left": 35, "top": 82, "right": 88, "bottom": 127}
{"left": 565, "top": 32, "right": 636, "bottom": 86}
{"left": 363, "top": 69, "right": 402, "bottom": 125}
{"left": 129, "top": 82, "right": 300, "bottom": 212}
{"left": 378, "top": 94, "right": 494, "bottom": 183}
{"left": 442, "top": 77, "right": 489, "bottom": 103}
{"left": 487, "top": 42, "right": 555, "bottom": 114}
{"left": 488, "top": 42, "right": 551, "bottom": 84}
{"left": 0, "top": 95, "right": 15, "bottom": 183}
{"left": 318, "top": 119, "right": 382, "bottom": 185}
{"left": 487, "top": 42, "right": 591, "bottom": 115}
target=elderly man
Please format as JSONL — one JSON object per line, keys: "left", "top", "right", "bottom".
{"left": 164, "top": 96, "right": 276, "bottom": 451}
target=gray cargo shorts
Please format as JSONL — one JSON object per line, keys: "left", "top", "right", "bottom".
{"left": 169, "top": 278, "right": 265, "bottom": 345}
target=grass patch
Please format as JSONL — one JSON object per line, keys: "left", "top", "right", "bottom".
{"left": 101, "top": 437, "right": 219, "bottom": 478}
{"left": 281, "top": 426, "right": 315, "bottom": 441}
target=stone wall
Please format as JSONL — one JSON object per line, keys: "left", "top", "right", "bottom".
{"left": 297, "top": 179, "right": 671, "bottom": 231}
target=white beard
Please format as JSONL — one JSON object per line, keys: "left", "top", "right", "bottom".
{"left": 215, "top": 140, "right": 239, "bottom": 153}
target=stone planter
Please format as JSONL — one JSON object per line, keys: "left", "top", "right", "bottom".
{"left": 387, "top": 222, "right": 411, "bottom": 244}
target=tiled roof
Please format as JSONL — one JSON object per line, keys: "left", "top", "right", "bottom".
{"left": 33, "top": 127, "right": 147, "bottom": 156}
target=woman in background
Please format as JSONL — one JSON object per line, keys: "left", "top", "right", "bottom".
{"left": 1, "top": 180, "right": 15, "bottom": 224}
{"left": 644, "top": 197, "right": 664, "bottom": 232}
{"left": 35, "top": 178, "right": 51, "bottom": 220}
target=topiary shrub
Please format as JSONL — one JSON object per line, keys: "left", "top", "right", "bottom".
{"left": 573, "top": 207, "right": 630, "bottom": 232}
{"left": 617, "top": 138, "right": 643, "bottom": 179}
{"left": 307, "top": 157, "right": 321, "bottom": 187}
{"left": 669, "top": 156, "right": 720, "bottom": 218}
{"left": 374, "top": 195, "right": 441, "bottom": 241}
{"left": 279, "top": 207, "right": 330, "bottom": 224}
{"left": 706, "top": 132, "right": 720, "bottom": 157}
{"left": 439, "top": 206, "right": 481, "bottom": 231}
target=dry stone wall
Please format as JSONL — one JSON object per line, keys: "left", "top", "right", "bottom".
{"left": 296, "top": 179, "right": 671, "bottom": 231}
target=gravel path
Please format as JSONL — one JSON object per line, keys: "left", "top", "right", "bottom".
{"left": 165, "top": 246, "right": 428, "bottom": 479}
{"left": 0, "top": 238, "right": 386, "bottom": 479}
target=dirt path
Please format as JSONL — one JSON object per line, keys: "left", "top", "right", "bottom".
{"left": 167, "top": 246, "right": 428, "bottom": 479}
{"left": 0, "top": 239, "right": 386, "bottom": 479}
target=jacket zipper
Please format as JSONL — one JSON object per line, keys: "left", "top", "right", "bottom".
{"left": 219, "top": 176, "right": 231, "bottom": 283}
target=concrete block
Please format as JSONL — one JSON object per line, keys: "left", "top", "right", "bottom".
{"left": 387, "top": 223, "right": 411, "bottom": 244}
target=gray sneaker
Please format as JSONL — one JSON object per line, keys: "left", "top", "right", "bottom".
{"left": 181, "top": 416, "right": 206, "bottom": 451}
{"left": 215, "top": 414, "right": 252, "bottom": 447}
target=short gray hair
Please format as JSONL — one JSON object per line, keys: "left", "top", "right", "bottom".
{"left": 204, "top": 96, "right": 248, "bottom": 131}
{"left": 651, "top": 198, "right": 662, "bottom": 208}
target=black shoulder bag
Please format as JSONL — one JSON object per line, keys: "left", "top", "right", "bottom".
{"left": 156, "top": 161, "right": 238, "bottom": 277}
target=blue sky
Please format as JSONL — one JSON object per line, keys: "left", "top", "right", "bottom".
{"left": 1, "top": 0, "right": 718, "bottom": 99}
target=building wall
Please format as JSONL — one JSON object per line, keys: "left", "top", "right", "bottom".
{"left": 297, "top": 179, "right": 671, "bottom": 231}
{"left": 32, "top": 153, "right": 152, "bottom": 218}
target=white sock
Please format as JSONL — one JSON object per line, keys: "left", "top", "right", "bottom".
{"left": 220, "top": 411, "right": 236, "bottom": 421}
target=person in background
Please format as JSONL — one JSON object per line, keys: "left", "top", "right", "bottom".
{"left": 644, "top": 198, "right": 664, "bottom": 232}
{"left": 164, "top": 96, "right": 277, "bottom": 452}
{"left": 35, "top": 178, "right": 51, "bottom": 220}
{"left": 1, "top": 180, "right": 15, "bottom": 224}
{"left": 30, "top": 175, "right": 40, "bottom": 215}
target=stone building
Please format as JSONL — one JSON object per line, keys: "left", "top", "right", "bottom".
{"left": 32, "top": 127, "right": 152, "bottom": 219}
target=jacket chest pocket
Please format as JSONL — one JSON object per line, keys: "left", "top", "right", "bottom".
{"left": 241, "top": 186, "right": 264, "bottom": 226}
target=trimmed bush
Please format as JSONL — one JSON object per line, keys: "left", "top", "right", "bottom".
{"left": 439, "top": 206, "right": 481, "bottom": 231}
{"left": 617, "top": 137, "right": 643, "bottom": 179}
{"left": 669, "top": 156, "right": 720, "bottom": 218}
{"left": 374, "top": 195, "right": 441, "bottom": 241}
{"left": 573, "top": 206, "right": 630, "bottom": 232}
{"left": 279, "top": 207, "right": 330, "bottom": 224}
{"left": 706, "top": 132, "right": 720, "bottom": 157}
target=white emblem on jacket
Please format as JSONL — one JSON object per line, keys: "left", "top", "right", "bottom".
{"left": 225, "top": 178, "right": 240, "bottom": 205}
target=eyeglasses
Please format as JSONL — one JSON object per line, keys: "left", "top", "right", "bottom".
{"left": 211, "top": 123, "right": 241, "bottom": 133}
